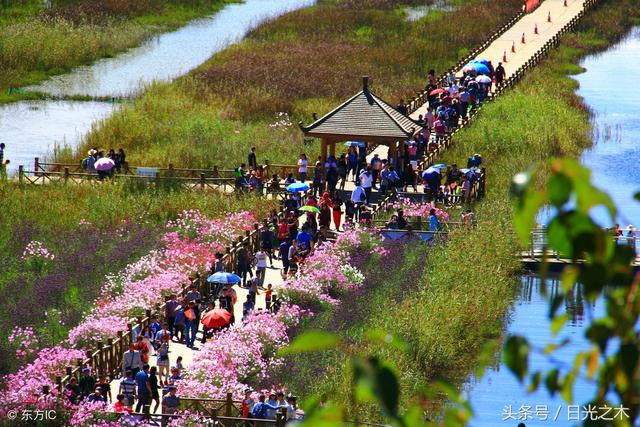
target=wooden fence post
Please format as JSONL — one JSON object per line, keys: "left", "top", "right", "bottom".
{"left": 200, "top": 173, "right": 205, "bottom": 190}
{"left": 34, "top": 157, "right": 39, "bottom": 175}
{"left": 18, "top": 165, "right": 23, "bottom": 183}
{"left": 64, "top": 167, "right": 70, "bottom": 183}
{"left": 225, "top": 392, "right": 233, "bottom": 417}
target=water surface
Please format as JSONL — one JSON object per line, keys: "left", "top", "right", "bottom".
{"left": 576, "top": 28, "right": 640, "bottom": 227}
{"left": 465, "top": 276, "right": 604, "bottom": 427}
{"left": 26, "top": 0, "right": 315, "bottom": 98}
{"left": 0, "top": 101, "right": 117, "bottom": 175}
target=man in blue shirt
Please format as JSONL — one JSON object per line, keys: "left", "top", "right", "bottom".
{"left": 134, "top": 364, "right": 152, "bottom": 412}
{"left": 279, "top": 239, "right": 292, "bottom": 275}
{"left": 296, "top": 228, "right": 313, "bottom": 253}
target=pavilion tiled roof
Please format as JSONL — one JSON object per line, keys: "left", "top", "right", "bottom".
{"left": 300, "top": 77, "right": 421, "bottom": 141}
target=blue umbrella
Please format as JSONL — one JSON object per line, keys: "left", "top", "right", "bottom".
{"left": 207, "top": 272, "right": 241, "bottom": 284}
{"left": 473, "top": 59, "right": 491, "bottom": 66}
{"left": 465, "top": 62, "right": 490, "bottom": 75}
{"left": 344, "top": 141, "right": 366, "bottom": 148}
{"left": 431, "top": 163, "right": 447, "bottom": 169}
{"left": 286, "top": 182, "right": 310, "bottom": 193}
{"left": 421, "top": 167, "right": 441, "bottom": 180}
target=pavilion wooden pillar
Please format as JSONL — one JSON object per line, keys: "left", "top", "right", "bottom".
{"left": 389, "top": 142, "right": 397, "bottom": 169}
{"left": 329, "top": 141, "right": 336, "bottom": 158}
{"left": 321, "top": 138, "right": 328, "bottom": 161}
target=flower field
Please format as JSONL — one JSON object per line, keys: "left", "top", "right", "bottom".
{"left": 0, "top": 209, "right": 379, "bottom": 425}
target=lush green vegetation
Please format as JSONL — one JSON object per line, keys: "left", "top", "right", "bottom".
{"left": 59, "top": 0, "right": 523, "bottom": 167}
{"left": 0, "top": 0, "right": 234, "bottom": 102}
{"left": 276, "top": 0, "right": 640, "bottom": 421}
{"left": 0, "top": 181, "right": 276, "bottom": 374}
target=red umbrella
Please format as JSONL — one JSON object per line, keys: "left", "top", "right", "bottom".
{"left": 201, "top": 308, "right": 232, "bottom": 329}
{"left": 429, "top": 88, "right": 445, "bottom": 96}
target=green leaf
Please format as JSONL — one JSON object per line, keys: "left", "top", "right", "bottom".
{"left": 560, "top": 266, "right": 579, "bottom": 292}
{"left": 513, "top": 190, "right": 547, "bottom": 244}
{"left": 528, "top": 371, "right": 541, "bottom": 393}
{"left": 278, "top": 331, "right": 339, "bottom": 356}
{"left": 548, "top": 293, "right": 565, "bottom": 319}
{"left": 503, "top": 336, "right": 529, "bottom": 382}
{"left": 365, "top": 330, "right": 409, "bottom": 352}
{"left": 545, "top": 369, "right": 560, "bottom": 395}
{"left": 586, "top": 319, "right": 614, "bottom": 353}
{"left": 548, "top": 172, "right": 572, "bottom": 207}
{"left": 353, "top": 357, "right": 400, "bottom": 420}
{"left": 551, "top": 313, "right": 569, "bottom": 336}
{"left": 547, "top": 217, "right": 573, "bottom": 256}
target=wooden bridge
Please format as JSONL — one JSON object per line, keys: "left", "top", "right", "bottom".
{"left": 520, "top": 226, "right": 640, "bottom": 272}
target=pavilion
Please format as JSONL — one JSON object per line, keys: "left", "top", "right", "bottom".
{"left": 299, "top": 76, "right": 423, "bottom": 167}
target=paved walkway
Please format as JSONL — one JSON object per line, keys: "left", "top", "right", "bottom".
{"left": 411, "top": 0, "right": 587, "bottom": 119}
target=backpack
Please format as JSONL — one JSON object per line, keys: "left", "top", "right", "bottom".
{"left": 81, "top": 158, "right": 88, "bottom": 170}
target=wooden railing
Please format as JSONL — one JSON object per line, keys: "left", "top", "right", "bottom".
{"left": 405, "top": 8, "right": 525, "bottom": 115}
{"left": 113, "top": 399, "right": 286, "bottom": 427}
{"left": 413, "top": 0, "right": 600, "bottom": 172}
{"left": 52, "top": 190, "right": 310, "bottom": 395}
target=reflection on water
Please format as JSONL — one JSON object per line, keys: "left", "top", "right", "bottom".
{"left": 464, "top": 276, "right": 604, "bottom": 427}
{"left": 26, "top": 0, "right": 315, "bottom": 98}
{"left": 575, "top": 28, "right": 640, "bottom": 226}
{"left": 0, "top": 101, "right": 117, "bottom": 175}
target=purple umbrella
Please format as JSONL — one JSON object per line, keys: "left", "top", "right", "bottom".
{"left": 94, "top": 158, "right": 115, "bottom": 171}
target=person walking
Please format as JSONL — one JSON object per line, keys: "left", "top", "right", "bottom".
{"left": 332, "top": 197, "right": 343, "bottom": 231}
{"left": 119, "top": 370, "right": 137, "bottom": 408}
{"left": 149, "top": 366, "right": 160, "bottom": 413}
{"left": 134, "top": 364, "right": 152, "bottom": 413}
{"left": 495, "top": 62, "right": 506, "bottom": 86}
{"left": 359, "top": 167, "right": 373, "bottom": 203}
{"left": 122, "top": 344, "right": 142, "bottom": 377}
{"left": 297, "top": 153, "right": 308, "bottom": 182}
{"left": 319, "top": 192, "right": 333, "bottom": 229}
{"left": 236, "top": 242, "right": 253, "bottom": 287}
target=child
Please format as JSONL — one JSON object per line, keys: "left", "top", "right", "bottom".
{"left": 265, "top": 284, "right": 273, "bottom": 311}
{"left": 243, "top": 296, "right": 253, "bottom": 319}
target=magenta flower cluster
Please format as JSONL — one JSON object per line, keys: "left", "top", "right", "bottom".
{"left": 21, "top": 240, "right": 55, "bottom": 261}
{"left": 0, "top": 209, "right": 257, "bottom": 419}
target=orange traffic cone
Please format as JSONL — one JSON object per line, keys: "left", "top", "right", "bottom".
{"left": 511, "top": 41, "right": 516, "bottom": 53}
{"left": 521, "top": 32, "right": 526, "bottom": 44}
{"left": 503, "top": 51, "right": 507, "bottom": 62}
{"left": 534, "top": 24, "right": 539, "bottom": 34}
{"left": 548, "top": 11, "right": 552, "bottom": 22}
{"left": 563, "top": 0, "right": 568, "bottom": 6}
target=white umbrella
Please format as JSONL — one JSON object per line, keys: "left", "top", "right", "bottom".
{"left": 475, "top": 75, "right": 492, "bottom": 84}
{"left": 94, "top": 157, "right": 115, "bottom": 171}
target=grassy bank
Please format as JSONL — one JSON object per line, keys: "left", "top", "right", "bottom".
{"left": 275, "top": 0, "right": 640, "bottom": 421}
{"left": 0, "top": 181, "right": 276, "bottom": 374}
{"left": 59, "top": 0, "right": 522, "bottom": 168}
{"left": 0, "top": 0, "right": 234, "bottom": 103}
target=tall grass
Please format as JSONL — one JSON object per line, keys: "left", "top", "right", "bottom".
{"left": 71, "top": 0, "right": 522, "bottom": 167}
{"left": 0, "top": 0, "right": 233, "bottom": 93}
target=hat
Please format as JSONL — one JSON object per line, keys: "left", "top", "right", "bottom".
{"left": 244, "top": 387, "right": 253, "bottom": 394}
{"left": 82, "top": 368, "right": 91, "bottom": 373}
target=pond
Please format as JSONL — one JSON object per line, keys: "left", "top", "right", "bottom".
{"left": 0, "top": 0, "right": 316, "bottom": 174}
{"left": 465, "top": 28, "right": 640, "bottom": 427}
